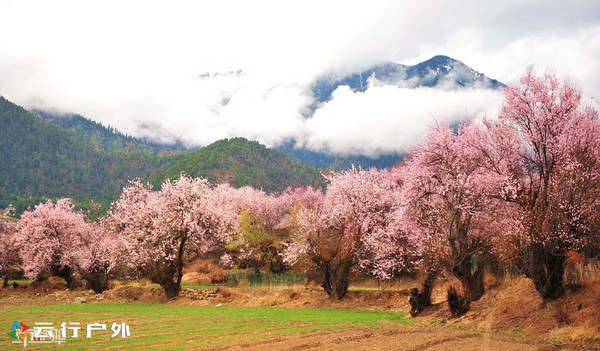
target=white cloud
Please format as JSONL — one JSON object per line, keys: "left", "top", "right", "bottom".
{"left": 0, "top": 0, "right": 598, "bottom": 156}
{"left": 302, "top": 84, "right": 503, "bottom": 156}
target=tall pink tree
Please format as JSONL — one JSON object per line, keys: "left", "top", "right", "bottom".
{"left": 400, "top": 122, "right": 498, "bottom": 303}
{"left": 285, "top": 168, "right": 403, "bottom": 299}
{"left": 14, "top": 199, "right": 86, "bottom": 288}
{"left": 473, "top": 67, "right": 600, "bottom": 301}
{"left": 107, "top": 176, "right": 239, "bottom": 298}
{"left": 67, "top": 221, "right": 123, "bottom": 293}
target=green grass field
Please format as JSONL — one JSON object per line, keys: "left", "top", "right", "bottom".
{"left": 2, "top": 302, "right": 410, "bottom": 350}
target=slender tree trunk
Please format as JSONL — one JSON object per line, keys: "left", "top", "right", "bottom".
{"left": 161, "top": 233, "right": 188, "bottom": 300}
{"left": 527, "top": 244, "right": 566, "bottom": 302}
{"left": 2, "top": 276, "right": 7, "bottom": 287}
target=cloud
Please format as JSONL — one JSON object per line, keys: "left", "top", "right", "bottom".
{"left": 0, "top": 0, "right": 598, "bottom": 156}
{"left": 301, "top": 83, "right": 503, "bottom": 156}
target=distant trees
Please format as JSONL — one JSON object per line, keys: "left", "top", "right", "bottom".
{"left": 224, "top": 186, "right": 324, "bottom": 274}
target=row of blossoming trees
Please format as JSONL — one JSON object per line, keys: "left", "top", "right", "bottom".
{"left": 1, "top": 68, "right": 599, "bottom": 313}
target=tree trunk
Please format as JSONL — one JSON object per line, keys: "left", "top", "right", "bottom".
{"left": 155, "top": 260, "right": 182, "bottom": 299}
{"left": 318, "top": 259, "right": 351, "bottom": 300}
{"left": 409, "top": 270, "right": 437, "bottom": 316}
{"left": 2, "top": 276, "right": 7, "bottom": 287}
{"left": 452, "top": 255, "right": 484, "bottom": 302}
{"left": 84, "top": 270, "right": 110, "bottom": 294}
{"left": 159, "top": 279, "right": 181, "bottom": 299}
{"left": 51, "top": 265, "right": 78, "bottom": 289}
{"left": 527, "top": 244, "right": 566, "bottom": 302}
{"left": 447, "top": 286, "right": 470, "bottom": 318}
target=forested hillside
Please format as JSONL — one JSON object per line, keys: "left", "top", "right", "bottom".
{"left": 35, "top": 110, "right": 186, "bottom": 155}
{"left": 151, "top": 138, "right": 326, "bottom": 192}
{"left": 0, "top": 97, "right": 169, "bottom": 212}
{"left": 0, "top": 97, "right": 325, "bottom": 213}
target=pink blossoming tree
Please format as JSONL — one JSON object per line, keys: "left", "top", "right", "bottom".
{"left": 14, "top": 199, "right": 121, "bottom": 292}
{"left": 68, "top": 220, "right": 124, "bottom": 293}
{"left": 400, "top": 122, "right": 503, "bottom": 307}
{"left": 15, "top": 199, "right": 86, "bottom": 288}
{"left": 285, "top": 168, "right": 406, "bottom": 299}
{"left": 473, "top": 67, "right": 600, "bottom": 301}
{"left": 107, "top": 176, "right": 239, "bottom": 298}
{"left": 0, "top": 222, "right": 20, "bottom": 286}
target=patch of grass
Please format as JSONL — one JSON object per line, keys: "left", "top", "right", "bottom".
{"left": 181, "top": 284, "right": 218, "bottom": 290}
{"left": 1, "top": 302, "right": 410, "bottom": 350}
{"left": 6, "top": 280, "right": 31, "bottom": 285}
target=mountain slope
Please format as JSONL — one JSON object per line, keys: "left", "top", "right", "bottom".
{"left": 0, "top": 96, "right": 325, "bottom": 213}
{"left": 152, "top": 138, "right": 326, "bottom": 192}
{"left": 0, "top": 96, "right": 165, "bottom": 212}
{"left": 34, "top": 110, "right": 185, "bottom": 155}
{"left": 312, "top": 55, "right": 504, "bottom": 103}
{"left": 275, "top": 141, "right": 404, "bottom": 170}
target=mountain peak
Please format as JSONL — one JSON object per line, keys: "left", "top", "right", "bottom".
{"left": 312, "top": 55, "right": 504, "bottom": 103}
{"left": 420, "top": 55, "right": 459, "bottom": 66}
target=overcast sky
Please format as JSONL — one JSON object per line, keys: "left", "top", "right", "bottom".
{"left": 1, "top": 0, "right": 599, "bottom": 156}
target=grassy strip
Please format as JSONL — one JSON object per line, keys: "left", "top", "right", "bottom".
{"left": 1, "top": 302, "right": 410, "bottom": 350}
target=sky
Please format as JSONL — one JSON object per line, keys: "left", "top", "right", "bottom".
{"left": 1, "top": 0, "right": 599, "bottom": 156}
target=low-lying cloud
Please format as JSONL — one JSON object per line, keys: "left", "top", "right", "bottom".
{"left": 0, "top": 1, "right": 598, "bottom": 157}
{"left": 301, "top": 83, "right": 503, "bottom": 156}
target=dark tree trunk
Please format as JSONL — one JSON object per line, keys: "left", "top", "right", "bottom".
{"left": 526, "top": 244, "right": 566, "bottom": 302}
{"left": 409, "top": 271, "right": 437, "bottom": 316}
{"left": 318, "top": 259, "right": 351, "bottom": 300}
{"left": 452, "top": 255, "right": 485, "bottom": 302}
{"left": 2, "top": 276, "right": 7, "bottom": 287}
{"left": 51, "top": 265, "right": 78, "bottom": 289}
{"left": 159, "top": 278, "right": 181, "bottom": 299}
{"left": 154, "top": 260, "right": 182, "bottom": 299}
{"left": 447, "top": 286, "right": 470, "bottom": 318}
{"left": 83, "top": 268, "right": 110, "bottom": 294}
{"left": 156, "top": 233, "right": 188, "bottom": 300}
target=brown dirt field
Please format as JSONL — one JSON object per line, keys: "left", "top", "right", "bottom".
{"left": 2, "top": 275, "right": 600, "bottom": 350}
{"left": 212, "top": 326, "right": 586, "bottom": 351}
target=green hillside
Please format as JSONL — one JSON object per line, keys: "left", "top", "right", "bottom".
{"left": 0, "top": 96, "right": 324, "bottom": 213}
{"left": 0, "top": 97, "right": 169, "bottom": 212}
{"left": 151, "top": 138, "right": 326, "bottom": 192}
{"left": 34, "top": 110, "right": 186, "bottom": 155}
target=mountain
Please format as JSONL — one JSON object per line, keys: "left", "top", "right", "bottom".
{"left": 312, "top": 55, "right": 504, "bottom": 103}
{"left": 275, "top": 141, "right": 404, "bottom": 170}
{"left": 276, "top": 55, "right": 503, "bottom": 170}
{"left": 0, "top": 96, "right": 325, "bottom": 214}
{"left": 34, "top": 110, "right": 186, "bottom": 155}
{"left": 0, "top": 96, "right": 165, "bottom": 213}
{"left": 151, "top": 138, "right": 326, "bottom": 192}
